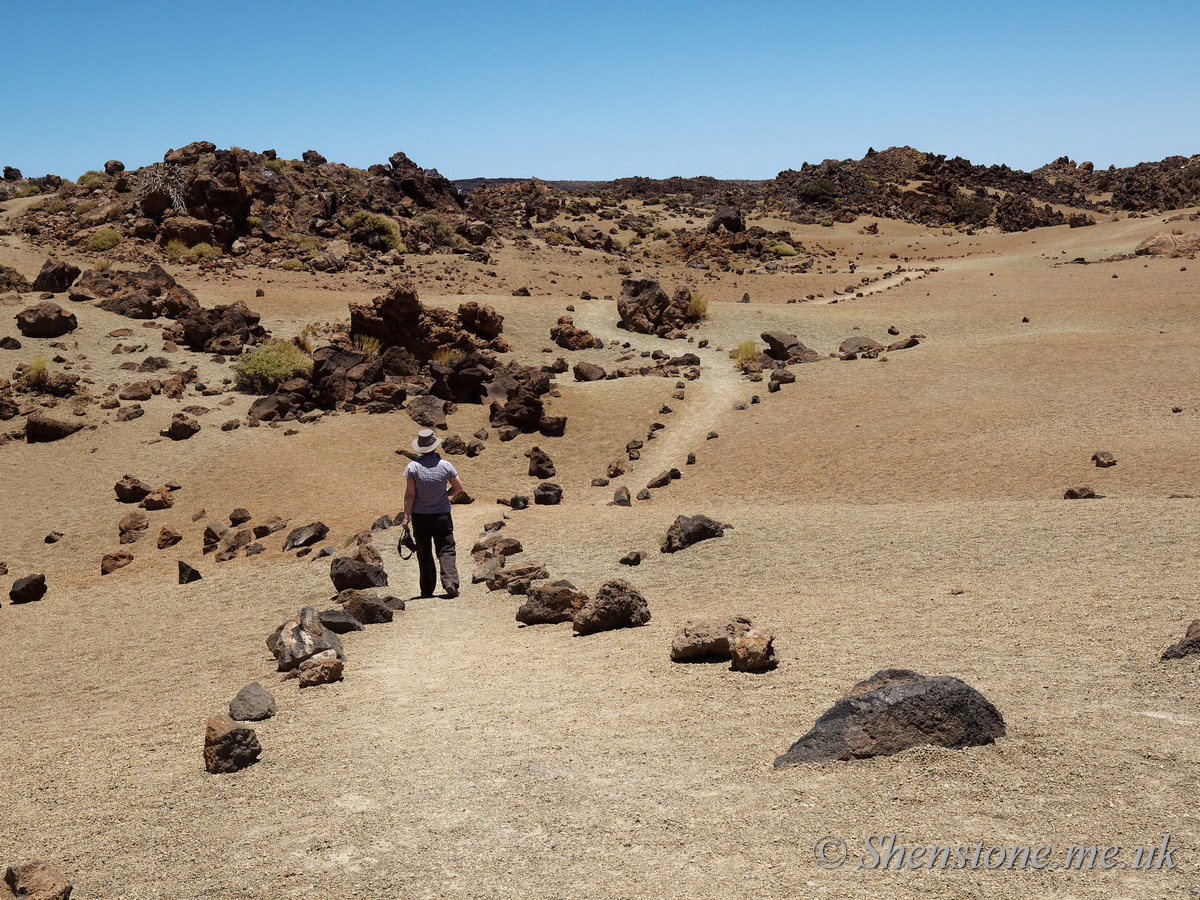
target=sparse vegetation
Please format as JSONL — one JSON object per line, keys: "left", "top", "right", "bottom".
{"left": 353, "top": 334, "right": 381, "bottom": 359}
{"left": 136, "top": 163, "right": 189, "bottom": 215}
{"left": 264, "top": 159, "right": 286, "bottom": 176}
{"left": 165, "top": 239, "right": 187, "bottom": 263}
{"left": 687, "top": 293, "right": 708, "bottom": 319}
{"left": 542, "top": 230, "right": 573, "bottom": 246}
{"left": 431, "top": 347, "right": 464, "bottom": 365}
{"left": 765, "top": 242, "right": 797, "bottom": 257}
{"left": 245, "top": 215, "right": 261, "bottom": 228}
{"left": 730, "top": 340, "right": 758, "bottom": 363}
{"left": 234, "top": 341, "right": 313, "bottom": 393}
{"left": 24, "top": 356, "right": 49, "bottom": 390}
{"left": 653, "top": 228, "right": 671, "bottom": 240}
{"left": 88, "top": 229, "right": 122, "bottom": 251}
{"left": 278, "top": 259, "right": 303, "bottom": 271}
{"left": 75, "top": 200, "right": 97, "bottom": 217}
{"left": 18, "top": 185, "right": 41, "bottom": 198}
{"left": 43, "top": 200, "right": 67, "bottom": 215}
{"left": 78, "top": 171, "right": 106, "bottom": 189}
{"left": 629, "top": 236, "right": 643, "bottom": 246}
{"left": 189, "top": 242, "right": 220, "bottom": 261}
{"left": 342, "top": 211, "right": 405, "bottom": 252}
{"left": 94, "top": 259, "right": 112, "bottom": 272}
{"left": 296, "top": 324, "right": 316, "bottom": 353}
{"left": 419, "top": 212, "right": 466, "bottom": 248}
{"left": 287, "top": 233, "right": 322, "bottom": 254}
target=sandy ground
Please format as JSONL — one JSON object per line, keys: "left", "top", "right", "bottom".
{"left": 1, "top": 198, "right": 1198, "bottom": 899}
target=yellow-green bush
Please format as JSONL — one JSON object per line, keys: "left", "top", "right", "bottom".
{"left": 687, "top": 293, "right": 708, "bottom": 319}
{"left": 730, "top": 340, "right": 758, "bottom": 363}
{"left": 17, "top": 185, "right": 41, "bottom": 198}
{"left": 190, "top": 242, "right": 220, "bottom": 260}
{"left": 278, "top": 258, "right": 303, "bottom": 270}
{"left": 430, "top": 347, "right": 463, "bottom": 365}
{"left": 234, "top": 341, "right": 313, "bottom": 393}
{"left": 88, "top": 229, "right": 122, "bottom": 251}
{"left": 78, "top": 171, "right": 107, "bottom": 189}
{"left": 165, "top": 239, "right": 187, "bottom": 262}
{"left": 419, "top": 212, "right": 465, "bottom": 248}
{"left": 342, "top": 211, "right": 404, "bottom": 252}
{"left": 353, "top": 334, "right": 381, "bottom": 359}
{"left": 24, "top": 356, "right": 49, "bottom": 390}
{"left": 75, "top": 200, "right": 98, "bottom": 217}
{"left": 44, "top": 201, "right": 67, "bottom": 215}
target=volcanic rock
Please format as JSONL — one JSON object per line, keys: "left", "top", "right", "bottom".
{"left": 118, "top": 510, "right": 148, "bottom": 544}
{"left": 10, "top": 574, "right": 47, "bottom": 604}
{"left": 550, "top": 315, "right": 599, "bottom": 351}
{"left": 229, "top": 682, "right": 277, "bottom": 721}
{"left": 527, "top": 446, "right": 555, "bottom": 478}
{"left": 283, "top": 521, "right": 328, "bottom": 551}
{"left": 204, "top": 714, "right": 262, "bottom": 774}
{"left": 101, "top": 550, "right": 134, "bottom": 575}
{"left": 3, "top": 860, "right": 72, "bottom": 900}
{"left": 340, "top": 592, "right": 394, "bottom": 625}
{"left": 1064, "top": 486, "right": 1097, "bottom": 499}
{"left": 730, "top": 627, "right": 777, "bottom": 672}
{"left": 297, "top": 650, "right": 344, "bottom": 688}
{"left": 31, "top": 259, "right": 81, "bottom": 294}
{"left": 773, "top": 669, "right": 1006, "bottom": 766}
{"left": 533, "top": 482, "right": 562, "bottom": 505}
{"left": 573, "top": 361, "right": 606, "bottom": 382}
{"left": 330, "top": 556, "right": 388, "bottom": 591}
{"left": 670, "top": 614, "right": 753, "bottom": 661}
{"left": 573, "top": 578, "right": 651, "bottom": 635}
{"left": 163, "top": 413, "right": 200, "bottom": 441}
{"left": 516, "top": 581, "right": 590, "bottom": 625}
{"left": 114, "top": 475, "right": 153, "bottom": 503}
{"left": 1092, "top": 451, "right": 1117, "bottom": 468}
{"left": 25, "top": 412, "right": 83, "bottom": 443}
{"left": 1160, "top": 619, "right": 1200, "bottom": 661}
{"left": 157, "top": 525, "right": 183, "bottom": 549}
{"left": 661, "top": 514, "right": 725, "bottom": 553}
{"left": 177, "top": 561, "right": 202, "bottom": 584}
{"left": 268, "top": 605, "right": 345, "bottom": 671}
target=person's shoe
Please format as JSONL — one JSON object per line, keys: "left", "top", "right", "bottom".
{"left": 444, "top": 583, "right": 459, "bottom": 598}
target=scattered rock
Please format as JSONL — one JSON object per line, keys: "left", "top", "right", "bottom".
{"left": 485, "top": 560, "right": 549, "bottom": 593}
{"left": 573, "top": 578, "right": 651, "bottom": 635}
{"left": 31, "top": 259, "right": 82, "bottom": 294}
{"left": 339, "top": 591, "right": 394, "bottom": 625}
{"left": 573, "top": 361, "right": 607, "bottom": 382}
{"left": 25, "top": 412, "right": 83, "bottom": 442}
{"left": 297, "top": 650, "right": 344, "bottom": 688}
{"left": 114, "top": 474, "right": 153, "bottom": 503}
{"left": 608, "top": 459, "right": 630, "bottom": 478}
{"left": 204, "top": 714, "right": 262, "bottom": 774}
{"left": 773, "top": 669, "right": 1006, "bottom": 766}
{"left": 516, "top": 581, "right": 590, "bottom": 625}
{"left": 252, "top": 516, "right": 289, "bottom": 539}
{"left": 619, "top": 551, "right": 644, "bottom": 566}
{"left": 534, "top": 482, "right": 563, "bottom": 505}
{"left": 10, "top": 573, "right": 47, "bottom": 604}
{"left": 163, "top": 413, "right": 200, "bottom": 441}
{"left": 267, "top": 606, "right": 345, "bottom": 671}
{"left": 647, "top": 471, "right": 671, "bottom": 489}
{"left": 318, "top": 608, "right": 365, "bottom": 634}
{"left": 730, "top": 627, "right": 777, "bottom": 672}
{"left": 330, "top": 556, "right": 388, "bottom": 591}
{"left": 177, "top": 561, "right": 202, "bottom": 584}
{"left": 3, "top": 860, "right": 72, "bottom": 900}
{"left": 282, "top": 521, "right": 329, "bottom": 551}
{"left": 636, "top": 488, "right": 652, "bottom": 501}
{"left": 670, "top": 614, "right": 753, "bottom": 661}
{"left": 101, "top": 550, "right": 134, "bottom": 575}
{"left": 229, "top": 507, "right": 252, "bottom": 525}
{"left": 527, "top": 446, "right": 556, "bottom": 478}
{"left": 158, "top": 525, "right": 183, "bottom": 549}
{"left": 1092, "top": 451, "right": 1117, "bottom": 468}
{"left": 661, "top": 514, "right": 724, "bottom": 553}
{"left": 612, "top": 486, "right": 632, "bottom": 507}
{"left": 118, "top": 510, "right": 149, "bottom": 544}
{"left": 141, "top": 488, "right": 173, "bottom": 510}
{"left": 229, "top": 683, "right": 277, "bottom": 721}
{"left": 1064, "top": 486, "right": 1097, "bottom": 499}
{"left": 1160, "top": 619, "right": 1200, "bottom": 661}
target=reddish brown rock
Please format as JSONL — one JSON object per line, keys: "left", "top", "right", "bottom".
{"left": 101, "top": 550, "right": 134, "bottom": 575}
{"left": 25, "top": 413, "right": 84, "bottom": 442}
{"left": 527, "top": 446, "right": 555, "bottom": 478}
{"left": 515, "top": 581, "right": 590, "bottom": 625}
{"left": 573, "top": 361, "right": 607, "bottom": 382}
{"left": 142, "top": 488, "right": 174, "bottom": 510}
{"left": 353, "top": 542, "right": 383, "bottom": 567}
{"left": 114, "top": 474, "right": 153, "bottom": 503}
{"left": 203, "top": 714, "right": 262, "bottom": 773}
{"left": 339, "top": 592, "right": 394, "bottom": 625}
{"left": 607, "top": 459, "right": 630, "bottom": 478}
{"left": 267, "top": 606, "right": 345, "bottom": 672}
{"left": 1092, "top": 451, "right": 1117, "bottom": 468}
{"left": 670, "top": 614, "right": 753, "bottom": 661}
{"left": 572, "top": 578, "right": 651, "bottom": 635}
{"left": 163, "top": 412, "right": 200, "bottom": 441}
{"left": 646, "top": 471, "right": 671, "bottom": 489}
{"left": 3, "top": 860, "right": 73, "bottom": 900}
{"left": 118, "top": 510, "right": 148, "bottom": 544}
{"left": 485, "top": 560, "right": 549, "bottom": 592}
{"left": 1064, "top": 486, "right": 1097, "bottom": 499}
{"left": 730, "top": 627, "right": 777, "bottom": 672}
{"left": 158, "top": 525, "right": 183, "bottom": 549}
{"left": 661, "top": 514, "right": 725, "bottom": 553}
{"left": 550, "top": 315, "right": 599, "bottom": 351}
{"left": 297, "top": 651, "right": 344, "bottom": 687}
{"left": 617, "top": 279, "right": 696, "bottom": 337}
{"left": 1161, "top": 619, "right": 1200, "bottom": 661}
{"left": 229, "top": 507, "right": 251, "bottom": 525}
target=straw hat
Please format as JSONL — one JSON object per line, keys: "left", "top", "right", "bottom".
{"left": 412, "top": 428, "right": 443, "bottom": 455}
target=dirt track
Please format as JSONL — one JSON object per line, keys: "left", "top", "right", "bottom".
{"left": 2, "top": 201, "right": 1198, "bottom": 898}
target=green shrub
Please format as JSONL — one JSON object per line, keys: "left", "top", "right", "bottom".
{"left": 800, "top": 178, "right": 837, "bottom": 202}
{"left": 628, "top": 236, "right": 643, "bottom": 246}
{"left": 190, "top": 242, "right": 220, "bottom": 260}
{"left": 75, "top": 200, "right": 98, "bottom": 217}
{"left": 730, "top": 340, "right": 758, "bottom": 363}
{"left": 245, "top": 215, "right": 261, "bottom": 228}
{"left": 287, "top": 233, "right": 322, "bottom": 253}
{"left": 78, "top": 171, "right": 107, "bottom": 189}
{"left": 24, "top": 356, "right": 49, "bottom": 390}
{"left": 542, "top": 230, "right": 573, "bottom": 246}
{"left": 278, "top": 258, "right": 303, "bottom": 270}
{"left": 353, "top": 334, "right": 381, "bottom": 359}
{"left": 653, "top": 228, "right": 671, "bottom": 240}
{"left": 342, "top": 210, "right": 405, "bottom": 252}
{"left": 419, "top": 212, "right": 466, "bottom": 248}
{"left": 264, "top": 159, "right": 286, "bottom": 176}
{"left": 687, "top": 293, "right": 708, "bottom": 319}
{"left": 766, "top": 242, "right": 797, "bottom": 257}
{"left": 234, "top": 341, "right": 313, "bottom": 393}
{"left": 164, "top": 239, "right": 186, "bottom": 262}
{"left": 430, "top": 347, "right": 463, "bottom": 365}
{"left": 296, "top": 324, "right": 316, "bottom": 353}
{"left": 18, "top": 185, "right": 41, "bottom": 198}
{"left": 26, "top": 200, "right": 46, "bottom": 212}
{"left": 44, "top": 200, "right": 67, "bottom": 215}
{"left": 88, "top": 229, "right": 122, "bottom": 251}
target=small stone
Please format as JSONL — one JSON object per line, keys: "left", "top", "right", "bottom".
{"left": 178, "top": 561, "right": 202, "bottom": 584}
{"left": 1092, "top": 451, "right": 1117, "bottom": 468}
{"left": 730, "top": 627, "right": 778, "bottom": 672}
{"left": 619, "top": 551, "right": 645, "bottom": 566}
{"left": 229, "top": 682, "right": 277, "bottom": 721}
{"left": 204, "top": 714, "right": 262, "bottom": 773}
{"left": 10, "top": 573, "right": 47, "bottom": 603}
{"left": 636, "top": 488, "right": 652, "bottom": 501}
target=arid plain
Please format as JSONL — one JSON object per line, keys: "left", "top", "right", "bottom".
{"left": 1, "top": 182, "right": 1198, "bottom": 900}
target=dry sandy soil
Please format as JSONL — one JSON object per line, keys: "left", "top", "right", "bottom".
{"left": 1, "top": 197, "right": 1198, "bottom": 900}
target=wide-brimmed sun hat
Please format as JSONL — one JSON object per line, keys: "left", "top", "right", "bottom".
{"left": 412, "top": 428, "right": 443, "bottom": 455}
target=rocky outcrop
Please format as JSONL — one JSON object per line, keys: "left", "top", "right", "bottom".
{"left": 550, "top": 315, "right": 599, "bottom": 350}
{"left": 348, "top": 283, "right": 508, "bottom": 358}
{"left": 25, "top": 413, "right": 83, "bottom": 443}
{"left": 773, "top": 669, "right": 1006, "bottom": 766}
{"left": 617, "top": 278, "right": 700, "bottom": 338}
{"left": 572, "top": 579, "right": 651, "bottom": 635}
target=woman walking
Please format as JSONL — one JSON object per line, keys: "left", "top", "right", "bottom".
{"left": 400, "top": 428, "right": 464, "bottom": 598}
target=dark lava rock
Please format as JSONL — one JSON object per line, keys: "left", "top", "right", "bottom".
{"left": 178, "top": 561, "right": 202, "bottom": 584}
{"left": 572, "top": 578, "right": 651, "bottom": 635}
{"left": 773, "top": 669, "right": 1006, "bottom": 767}
{"left": 204, "top": 714, "right": 262, "bottom": 774}
{"left": 229, "top": 682, "right": 277, "bottom": 721}
{"left": 10, "top": 573, "right": 47, "bottom": 603}
{"left": 661, "top": 514, "right": 725, "bottom": 553}
{"left": 330, "top": 556, "right": 388, "bottom": 592}
{"left": 282, "top": 521, "right": 329, "bottom": 551}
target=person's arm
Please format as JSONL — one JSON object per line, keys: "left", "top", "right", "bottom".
{"left": 401, "top": 476, "right": 416, "bottom": 526}
{"left": 447, "top": 475, "right": 465, "bottom": 500}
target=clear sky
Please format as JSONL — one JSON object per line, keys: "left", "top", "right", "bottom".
{"left": 5, "top": 0, "right": 1198, "bottom": 182}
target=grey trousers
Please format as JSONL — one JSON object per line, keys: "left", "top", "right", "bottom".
{"left": 411, "top": 512, "right": 458, "bottom": 596}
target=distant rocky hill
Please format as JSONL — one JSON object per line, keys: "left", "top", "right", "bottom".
{"left": 1, "top": 143, "right": 1196, "bottom": 275}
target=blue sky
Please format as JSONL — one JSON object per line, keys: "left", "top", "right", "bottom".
{"left": 5, "top": 0, "right": 1198, "bottom": 181}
